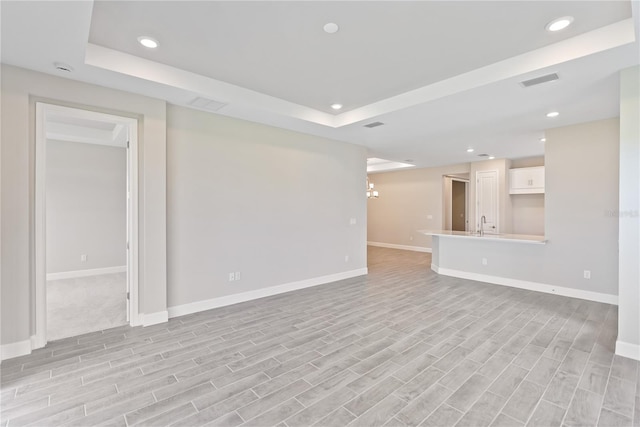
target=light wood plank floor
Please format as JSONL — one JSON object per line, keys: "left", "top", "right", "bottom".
{"left": 1, "top": 247, "right": 638, "bottom": 426}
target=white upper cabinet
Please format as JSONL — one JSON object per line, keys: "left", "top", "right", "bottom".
{"left": 509, "top": 166, "right": 545, "bottom": 194}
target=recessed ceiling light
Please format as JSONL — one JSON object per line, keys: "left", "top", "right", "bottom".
{"left": 546, "top": 111, "right": 559, "bottom": 118}
{"left": 466, "top": 148, "right": 475, "bottom": 153}
{"left": 540, "top": 137, "right": 547, "bottom": 143}
{"left": 331, "top": 103, "right": 343, "bottom": 110}
{"left": 323, "top": 23, "right": 339, "bottom": 34}
{"left": 137, "top": 36, "right": 159, "bottom": 49}
{"left": 488, "top": 156, "right": 496, "bottom": 160}
{"left": 546, "top": 16, "right": 574, "bottom": 32}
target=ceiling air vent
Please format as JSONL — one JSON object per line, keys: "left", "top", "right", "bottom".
{"left": 477, "top": 153, "right": 489, "bottom": 157}
{"left": 520, "top": 73, "right": 559, "bottom": 88}
{"left": 188, "top": 97, "right": 228, "bottom": 112}
{"left": 54, "top": 62, "right": 73, "bottom": 72}
{"left": 364, "top": 121, "right": 384, "bottom": 128}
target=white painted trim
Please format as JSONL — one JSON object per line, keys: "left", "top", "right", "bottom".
{"left": 46, "top": 266, "right": 126, "bottom": 281}
{"left": 142, "top": 311, "right": 169, "bottom": 327}
{"left": 615, "top": 340, "right": 640, "bottom": 361}
{"left": 30, "top": 334, "right": 45, "bottom": 352}
{"left": 86, "top": 44, "right": 337, "bottom": 128}
{"left": 442, "top": 176, "right": 470, "bottom": 233}
{"left": 367, "top": 242, "right": 432, "bottom": 253}
{"left": 35, "top": 103, "right": 141, "bottom": 348}
{"left": 127, "top": 117, "right": 140, "bottom": 327}
{"left": 35, "top": 103, "right": 48, "bottom": 349}
{"left": 1, "top": 338, "right": 32, "bottom": 361}
{"left": 434, "top": 266, "right": 618, "bottom": 305}
{"left": 168, "top": 268, "right": 368, "bottom": 319}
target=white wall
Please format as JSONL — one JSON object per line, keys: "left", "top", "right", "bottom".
{"left": 367, "top": 158, "right": 515, "bottom": 249}
{"left": 46, "top": 140, "right": 126, "bottom": 274}
{"left": 545, "top": 118, "right": 619, "bottom": 295}
{"left": 166, "top": 105, "right": 367, "bottom": 310}
{"left": 510, "top": 195, "right": 544, "bottom": 235}
{"left": 1, "top": 65, "right": 167, "bottom": 348}
{"left": 434, "top": 118, "right": 620, "bottom": 300}
{"left": 617, "top": 65, "right": 640, "bottom": 360}
{"left": 1, "top": 65, "right": 370, "bottom": 354}
{"left": 510, "top": 157, "right": 545, "bottom": 236}
{"left": 367, "top": 163, "right": 471, "bottom": 250}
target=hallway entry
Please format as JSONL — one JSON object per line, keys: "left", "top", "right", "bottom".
{"left": 35, "top": 103, "right": 140, "bottom": 345}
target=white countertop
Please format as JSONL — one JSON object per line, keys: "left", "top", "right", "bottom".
{"left": 418, "top": 230, "right": 547, "bottom": 244}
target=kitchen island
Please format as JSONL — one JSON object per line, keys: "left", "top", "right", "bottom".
{"left": 418, "top": 229, "right": 546, "bottom": 244}
{"left": 416, "top": 229, "right": 615, "bottom": 304}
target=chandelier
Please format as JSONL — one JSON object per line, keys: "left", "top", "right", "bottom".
{"left": 366, "top": 177, "right": 379, "bottom": 199}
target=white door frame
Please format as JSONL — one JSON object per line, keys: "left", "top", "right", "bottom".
{"left": 443, "top": 176, "right": 470, "bottom": 231}
{"left": 34, "top": 103, "right": 140, "bottom": 349}
{"left": 451, "top": 178, "right": 470, "bottom": 232}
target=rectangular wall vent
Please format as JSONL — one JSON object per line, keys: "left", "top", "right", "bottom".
{"left": 364, "top": 121, "right": 385, "bottom": 128}
{"left": 188, "top": 97, "right": 228, "bottom": 112}
{"left": 520, "top": 73, "right": 559, "bottom": 88}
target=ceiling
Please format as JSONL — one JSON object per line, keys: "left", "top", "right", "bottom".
{"left": 2, "top": 1, "right": 639, "bottom": 169}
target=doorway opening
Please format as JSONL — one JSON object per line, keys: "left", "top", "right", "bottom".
{"left": 443, "top": 175, "right": 469, "bottom": 231}
{"left": 34, "top": 103, "right": 139, "bottom": 347}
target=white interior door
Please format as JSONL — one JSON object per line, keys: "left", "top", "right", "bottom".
{"left": 476, "top": 170, "right": 499, "bottom": 233}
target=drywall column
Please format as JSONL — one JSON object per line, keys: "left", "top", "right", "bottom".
{"left": 616, "top": 65, "right": 640, "bottom": 361}
{"left": 0, "top": 69, "right": 31, "bottom": 354}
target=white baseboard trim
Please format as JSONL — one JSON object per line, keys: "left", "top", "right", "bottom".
{"left": 142, "top": 310, "right": 169, "bottom": 327}
{"left": 169, "top": 268, "right": 368, "bottom": 319}
{"left": 31, "top": 334, "right": 46, "bottom": 351}
{"left": 47, "top": 265, "right": 126, "bottom": 281}
{"left": 1, "top": 336, "right": 35, "bottom": 361}
{"left": 615, "top": 340, "right": 640, "bottom": 361}
{"left": 367, "top": 241, "right": 432, "bottom": 253}
{"left": 432, "top": 265, "right": 618, "bottom": 305}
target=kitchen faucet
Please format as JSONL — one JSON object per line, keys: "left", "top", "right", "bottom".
{"left": 480, "top": 215, "right": 486, "bottom": 236}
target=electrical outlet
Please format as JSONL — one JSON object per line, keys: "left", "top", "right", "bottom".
{"left": 427, "top": 215, "right": 433, "bottom": 220}
{"left": 584, "top": 270, "right": 591, "bottom": 279}
{"left": 228, "top": 272, "right": 235, "bottom": 282}
{"left": 349, "top": 218, "right": 356, "bottom": 225}
{"left": 345, "top": 255, "right": 349, "bottom": 262}
{"left": 234, "top": 272, "right": 241, "bottom": 281}
{"left": 80, "top": 254, "right": 87, "bottom": 262}
{"left": 409, "top": 236, "right": 413, "bottom": 241}
{"left": 482, "top": 258, "right": 488, "bottom": 266}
